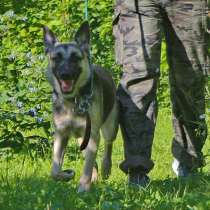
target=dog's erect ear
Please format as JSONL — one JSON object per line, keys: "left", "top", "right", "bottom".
{"left": 74, "top": 21, "right": 90, "bottom": 48}
{"left": 43, "top": 26, "right": 57, "bottom": 53}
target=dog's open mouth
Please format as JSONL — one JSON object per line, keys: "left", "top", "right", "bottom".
{"left": 60, "top": 80, "right": 74, "bottom": 93}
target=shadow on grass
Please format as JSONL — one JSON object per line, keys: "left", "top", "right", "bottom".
{"left": 151, "top": 173, "right": 210, "bottom": 193}
{"left": 146, "top": 173, "right": 210, "bottom": 210}
{"left": 0, "top": 172, "right": 210, "bottom": 210}
{"left": 0, "top": 175, "right": 93, "bottom": 210}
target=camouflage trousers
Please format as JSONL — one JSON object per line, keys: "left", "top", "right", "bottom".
{"left": 113, "top": 0, "right": 209, "bottom": 174}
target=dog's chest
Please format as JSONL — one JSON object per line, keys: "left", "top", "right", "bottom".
{"left": 53, "top": 104, "right": 86, "bottom": 137}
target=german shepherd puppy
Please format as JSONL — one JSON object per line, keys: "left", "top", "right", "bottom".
{"left": 43, "top": 22, "right": 119, "bottom": 192}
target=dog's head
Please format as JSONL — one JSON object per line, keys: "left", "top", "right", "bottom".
{"left": 43, "top": 22, "right": 91, "bottom": 98}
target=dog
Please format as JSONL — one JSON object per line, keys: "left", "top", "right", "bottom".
{"left": 43, "top": 21, "right": 119, "bottom": 192}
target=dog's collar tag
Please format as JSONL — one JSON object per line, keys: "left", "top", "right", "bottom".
{"left": 73, "top": 90, "right": 93, "bottom": 115}
{"left": 73, "top": 66, "right": 94, "bottom": 115}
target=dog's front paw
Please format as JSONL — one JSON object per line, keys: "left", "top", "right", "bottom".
{"left": 77, "top": 182, "right": 91, "bottom": 193}
{"left": 91, "top": 166, "right": 98, "bottom": 182}
{"left": 51, "top": 169, "right": 75, "bottom": 182}
{"left": 78, "top": 176, "right": 91, "bottom": 193}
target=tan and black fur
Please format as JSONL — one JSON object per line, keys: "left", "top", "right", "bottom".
{"left": 43, "top": 22, "right": 118, "bottom": 192}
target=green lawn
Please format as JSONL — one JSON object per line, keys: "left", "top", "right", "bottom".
{"left": 0, "top": 110, "right": 210, "bottom": 210}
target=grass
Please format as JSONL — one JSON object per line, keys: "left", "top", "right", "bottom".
{"left": 0, "top": 109, "right": 210, "bottom": 210}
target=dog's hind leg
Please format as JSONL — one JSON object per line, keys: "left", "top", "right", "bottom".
{"left": 101, "top": 101, "right": 119, "bottom": 179}
{"left": 78, "top": 132, "right": 100, "bottom": 193}
{"left": 51, "top": 132, "right": 74, "bottom": 181}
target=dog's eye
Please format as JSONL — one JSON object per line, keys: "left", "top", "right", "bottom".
{"left": 70, "top": 53, "right": 81, "bottom": 62}
{"left": 51, "top": 52, "right": 62, "bottom": 62}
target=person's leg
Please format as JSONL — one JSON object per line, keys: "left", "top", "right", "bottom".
{"left": 113, "top": 0, "right": 162, "bottom": 181}
{"left": 163, "top": 0, "right": 208, "bottom": 176}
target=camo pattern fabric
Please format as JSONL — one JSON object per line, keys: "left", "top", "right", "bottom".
{"left": 113, "top": 0, "right": 209, "bottom": 174}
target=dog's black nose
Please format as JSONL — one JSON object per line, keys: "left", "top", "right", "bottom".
{"left": 59, "top": 72, "right": 71, "bottom": 80}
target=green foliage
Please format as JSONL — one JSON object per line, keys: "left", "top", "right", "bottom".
{"left": 159, "top": 41, "right": 170, "bottom": 108}
{"left": 0, "top": 0, "right": 208, "bottom": 154}
{"left": 0, "top": 0, "right": 119, "bottom": 152}
{"left": 0, "top": 0, "right": 119, "bottom": 154}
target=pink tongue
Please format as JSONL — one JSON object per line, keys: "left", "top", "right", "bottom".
{"left": 60, "top": 80, "right": 73, "bottom": 92}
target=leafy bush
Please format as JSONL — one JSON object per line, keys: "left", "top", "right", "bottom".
{"left": 0, "top": 0, "right": 118, "bottom": 156}
{"left": 0, "top": 0, "right": 208, "bottom": 155}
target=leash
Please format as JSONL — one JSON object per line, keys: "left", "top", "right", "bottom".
{"left": 84, "top": 0, "right": 88, "bottom": 20}
{"left": 79, "top": 0, "right": 93, "bottom": 151}
{"left": 84, "top": 0, "right": 94, "bottom": 92}
{"left": 80, "top": 114, "right": 91, "bottom": 150}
